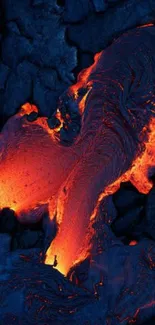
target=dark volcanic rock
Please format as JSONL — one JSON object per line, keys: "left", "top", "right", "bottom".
{"left": 0, "top": 234, "right": 11, "bottom": 255}
{"left": 59, "top": 123, "right": 81, "bottom": 145}
{"left": 47, "top": 115, "right": 61, "bottom": 129}
{"left": 68, "top": 0, "right": 155, "bottom": 53}
{"left": 11, "top": 229, "right": 44, "bottom": 250}
{"left": 17, "top": 218, "right": 43, "bottom": 232}
{"left": 0, "top": 208, "right": 18, "bottom": 233}
{"left": 73, "top": 51, "right": 94, "bottom": 77}
{"left": 113, "top": 182, "right": 145, "bottom": 213}
{"left": 140, "top": 317, "right": 155, "bottom": 325}
{"left": 68, "top": 258, "right": 90, "bottom": 285}
{"left": 63, "top": 0, "right": 123, "bottom": 23}
{"left": 145, "top": 187, "right": 155, "bottom": 240}
{"left": 92, "top": 0, "right": 107, "bottom": 12}
{"left": 111, "top": 182, "right": 147, "bottom": 242}
{"left": 92, "top": 0, "right": 122, "bottom": 12}
{"left": 64, "top": 0, "right": 93, "bottom": 23}
{"left": 26, "top": 111, "right": 38, "bottom": 122}
{"left": 0, "top": 0, "right": 77, "bottom": 119}
{"left": 111, "top": 205, "right": 144, "bottom": 238}
{"left": 111, "top": 179, "right": 155, "bottom": 243}
{"left": 0, "top": 0, "right": 154, "bottom": 122}
{"left": 1, "top": 233, "right": 154, "bottom": 324}
{"left": 42, "top": 212, "right": 57, "bottom": 252}
{"left": 0, "top": 63, "right": 10, "bottom": 89}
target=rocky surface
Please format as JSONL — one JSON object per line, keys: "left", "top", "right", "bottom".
{"left": 0, "top": 208, "right": 55, "bottom": 254}
{"left": 0, "top": 0, "right": 155, "bottom": 127}
{"left": 0, "top": 208, "right": 18, "bottom": 234}
{"left": 111, "top": 182, "right": 155, "bottom": 246}
{"left": 113, "top": 182, "right": 145, "bottom": 212}
{"left": 112, "top": 183, "right": 146, "bottom": 243}
{"left": 0, "top": 224, "right": 154, "bottom": 324}
{"left": 67, "top": 1, "right": 155, "bottom": 53}
{"left": 0, "top": 0, "right": 77, "bottom": 121}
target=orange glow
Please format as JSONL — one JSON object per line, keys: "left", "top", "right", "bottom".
{"left": 20, "top": 102, "right": 38, "bottom": 115}
{"left": 138, "top": 23, "right": 154, "bottom": 28}
{"left": 55, "top": 109, "right": 64, "bottom": 131}
{"left": 0, "top": 103, "right": 80, "bottom": 222}
{"left": 129, "top": 240, "right": 138, "bottom": 246}
{"left": 70, "top": 52, "right": 102, "bottom": 114}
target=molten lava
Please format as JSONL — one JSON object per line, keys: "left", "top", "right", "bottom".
{"left": 0, "top": 103, "right": 80, "bottom": 221}
{"left": 0, "top": 25, "right": 155, "bottom": 276}
{"left": 90, "top": 117, "right": 155, "bottom": 223}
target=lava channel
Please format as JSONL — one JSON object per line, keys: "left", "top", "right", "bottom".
{"left": 0, "top": 25, "right": 155, "bottom": 275}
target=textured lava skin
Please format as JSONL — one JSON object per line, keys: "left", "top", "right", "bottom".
{"left": 47, "top": 26, "right": 155, "bottom": 274}
{"left": 0, "top": 26, "right": 155, "bottom": 276}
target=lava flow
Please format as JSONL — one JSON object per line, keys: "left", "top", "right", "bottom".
{"left": 0, "top": 25, "right": 155, "bottom": 276}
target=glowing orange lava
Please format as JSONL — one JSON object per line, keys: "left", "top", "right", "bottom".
{"left": 70, "top": 52, "right": 102, "bottom": 114}
{"left": 0, "top": 25, "right": 155, "bottom": 277}
{"left": 0, "top": 103, "right": 81, "bottom": 221}
{"left": 45, "top": 25, "right": 155, "bottom": 275}
{"left": 0, "top": 105, "right": 155, "bottom": 275}
{"left": 44, "top": 117, "right": 155, "bottom": 275}
{"left": 129, "top": 240, "right": 138, "bottom": 246}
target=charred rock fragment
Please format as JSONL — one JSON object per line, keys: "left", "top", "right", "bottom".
{"left": 0, "top": 208, "right": 18, "bottom": 234}
{"left": 0, "top": 233, "right": 11, "bottom": 255}
{"left": 145, "top": 186, "right": 155, "bottom": 240}
{"left": 11, "top": 229, "right": 44, "bottom": 250}
{"left": 111, "top": 205, "right": 144, "bottom": 237}
{"left": 42, "top": 212, "right": 57, "bottom": 252}
{"left": 63, "top": 0, "right": 93, "bottom": 23}
{"left": 67, "top": 257, "right": 90, "bottom": 285}
{"left": 26, "top": 111, "right": 38, "bottom": 122}
{"left": 0, "top": 0, "right": 77, "bottom": 120}
{"left": 47, "top": 115, "right": 61, "bottom": 129}
{"left": 113, "top": 182, "right": 146, "bottom": 213}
